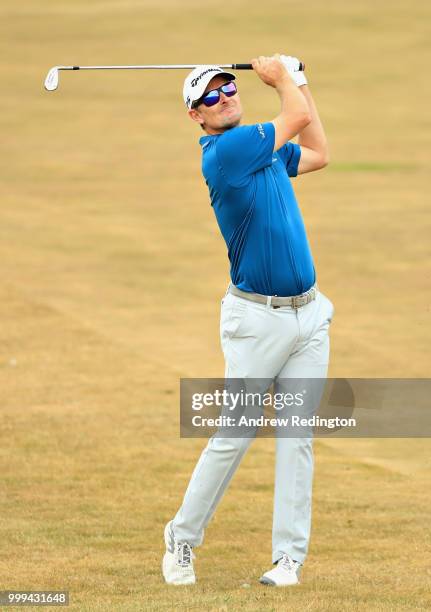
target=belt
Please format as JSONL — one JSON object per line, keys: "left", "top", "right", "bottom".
{"left": 228, "top": 284, "right": 317, "bottom": 309}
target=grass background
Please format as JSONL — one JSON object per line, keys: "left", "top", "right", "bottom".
{"left": 1, "top": 0, "right": 430, "bottom": 609}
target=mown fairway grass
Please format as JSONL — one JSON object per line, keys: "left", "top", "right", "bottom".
{"left": 1, "top": 0, "right": 430, "bottom": 609}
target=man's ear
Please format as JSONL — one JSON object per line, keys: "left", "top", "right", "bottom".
{"left": 188, "top": 108, "right": 204, "bottom": 126}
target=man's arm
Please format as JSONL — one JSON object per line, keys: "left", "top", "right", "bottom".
{"left": 251, "top": 56, "right": 311, "bottom": 151}
{"left": 296, "top": 85, "right": 329, "bottom": 174}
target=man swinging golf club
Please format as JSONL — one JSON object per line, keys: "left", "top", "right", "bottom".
{"left": 162, "top": 54, "right": 335, "bottom": 586}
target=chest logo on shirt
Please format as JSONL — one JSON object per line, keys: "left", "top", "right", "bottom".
{"left": 272, "top": 157, "right": 278, "bottom": 163}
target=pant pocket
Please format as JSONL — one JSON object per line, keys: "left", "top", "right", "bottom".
{"left": 220, "top": 295, "right": 248, "bottom": 340}
{"left": 319, "top": 292, "right": 335, "bottom": 323}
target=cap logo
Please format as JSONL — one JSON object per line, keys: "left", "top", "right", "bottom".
{"left": 190, "top": 67, "right": 221, "bottom": 87}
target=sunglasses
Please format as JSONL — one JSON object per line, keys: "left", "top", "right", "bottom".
{"left": 192, "top": 81, "right": 238, "bottom": 109}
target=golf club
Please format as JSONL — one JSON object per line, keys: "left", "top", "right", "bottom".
{"left": 44, "top": 62, "right": 305, "bottom": 91}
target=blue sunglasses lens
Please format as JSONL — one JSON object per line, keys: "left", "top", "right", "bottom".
{"left": 202, "top": 90, "right": 220, "bottom": 107}
{"left": 221, "top": 82, "right": 237, "bottom": 96}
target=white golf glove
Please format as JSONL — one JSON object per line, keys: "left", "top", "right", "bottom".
{"left": 280, "top": 55, "right": 308, "bottom": 87}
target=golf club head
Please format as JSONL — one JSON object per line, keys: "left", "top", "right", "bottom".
{"left": 44, "top": 67, "right": 59, "bottom": 91}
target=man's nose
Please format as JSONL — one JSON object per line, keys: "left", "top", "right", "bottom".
{"left": 219, "top": 92, "right": 229, "bottom": 104}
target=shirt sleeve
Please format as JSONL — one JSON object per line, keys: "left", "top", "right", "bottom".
{"left": 276, "top": 142, "right": 302, "bottom": 177}
{"left": 215, "top": 122, "right": 275, "bottom": 187}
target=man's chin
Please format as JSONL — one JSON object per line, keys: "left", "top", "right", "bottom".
{"left": 221, "top": 115, "right": 241, "bottom": 129}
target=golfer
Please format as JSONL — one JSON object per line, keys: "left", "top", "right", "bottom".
{"left": 163, "top": 55, "right": 334, "bottom": 586}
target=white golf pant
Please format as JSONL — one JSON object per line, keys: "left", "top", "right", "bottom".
{"left": 173, "top": 287, "right": 334, "bottom": 564}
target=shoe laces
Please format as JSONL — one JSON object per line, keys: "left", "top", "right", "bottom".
{"left": 279, "top": 554, "right": 299, "bottom": 573}
{"left": 177, "top": 542, "right": 193, "bottom": 567}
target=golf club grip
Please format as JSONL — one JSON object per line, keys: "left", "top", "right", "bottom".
{"left": 233, "top": 62, "right": 305, "bottom": 71}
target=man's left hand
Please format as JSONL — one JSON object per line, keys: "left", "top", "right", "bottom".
{"left": 280, "top": 55, "right": 308, "bottom": 87}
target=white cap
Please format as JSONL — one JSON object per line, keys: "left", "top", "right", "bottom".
{"left": 183, "top": 65, "right": 236, "bottom": 109}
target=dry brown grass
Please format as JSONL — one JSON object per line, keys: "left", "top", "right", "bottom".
{"left": 1, "top": 0, "right": 430, "bottom": 609}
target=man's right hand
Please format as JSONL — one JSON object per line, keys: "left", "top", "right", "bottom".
{"left": 251, "top": 55, "right": 294, "bottom": 90}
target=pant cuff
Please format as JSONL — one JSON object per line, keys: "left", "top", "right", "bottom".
{"left": 272, "top": 550, "right": 306, "bottom": 565}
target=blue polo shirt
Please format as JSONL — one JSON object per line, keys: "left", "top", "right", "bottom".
{"left": 199, "top": 121, "right": 316, "bottom": 297}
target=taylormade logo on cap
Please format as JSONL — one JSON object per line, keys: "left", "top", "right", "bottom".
{"left": 191, "top": 67, "right": 221, "bottom": 87}
{"left": 183, "top": 65, "right": 235, "bottom": 109}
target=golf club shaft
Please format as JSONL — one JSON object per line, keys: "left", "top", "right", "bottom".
{"left": 44, "top": 62, "right": 305, "bottom": 91}
{"left": 53, "top": 62, "right": 304, "bottom": 71}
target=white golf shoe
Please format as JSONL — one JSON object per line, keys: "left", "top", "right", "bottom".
{"left": 259, "top": 553, "right": 301, "bottom": 586}
{"left": 162, "top": 521, "right": 196, "bottom": 585}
